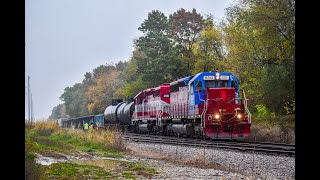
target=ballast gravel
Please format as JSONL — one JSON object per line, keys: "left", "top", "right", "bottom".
{"left": 125, "top": 141, "right": 295, "bottom": 180}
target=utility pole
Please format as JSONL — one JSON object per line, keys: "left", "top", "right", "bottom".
{"left": 31, "top": 93, "right": 33, "bottom": 124}
{"left": 28, "top": 76, "right": 30, "bottom": 123}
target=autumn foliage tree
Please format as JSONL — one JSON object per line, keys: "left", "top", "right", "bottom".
{"left": 86, "top": 70, "right": 124, "bottom": 115}
{"left": 168, "top": 8, "right": 205, "bottom": 73}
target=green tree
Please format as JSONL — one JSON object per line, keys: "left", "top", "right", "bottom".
{"left": 60, "top": 83, "right": 88, "bottom": 117}
{"left": 116, "top": 76, "right": 148, "bottom": 99}
{"left": 223, "top": 0, "right": 295, "bottom": 114}
{"left": 135, "top": 10, "right": 184, "bottom": 86}
{"left": 48, "top": 104, "right": 68, "bottom": 119}
{"left": 192, "top": 19, "right": 224, "bottom": 74}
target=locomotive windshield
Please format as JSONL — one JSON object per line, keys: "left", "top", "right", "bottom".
{"left": 205, "top": 80, "right": 228, "bottom": 88}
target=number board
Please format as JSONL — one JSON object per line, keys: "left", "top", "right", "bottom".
{"left": 204, "top": 76, "right": 215, "bottom": 80}
{"left": 162, "top": 94, "right": 170, "bottom": 98}
{"left": 220, "top": 76, "right": 229, "bottom": 80}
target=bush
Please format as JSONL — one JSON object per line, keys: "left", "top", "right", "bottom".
{"left": 245, "top": 114, "right": 295, "bottom": 144}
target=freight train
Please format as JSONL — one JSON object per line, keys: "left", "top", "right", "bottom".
{"left": 60, "top": 71, "right": 251, "bottom": 139}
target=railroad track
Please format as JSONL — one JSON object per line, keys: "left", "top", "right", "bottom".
{"left": 121, "top": 133, "right": 295, "bottom": 156}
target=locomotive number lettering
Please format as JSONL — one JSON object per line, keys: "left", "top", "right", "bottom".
{"left": 162, "top": 94, "right": 170, "bottom": 98}
{"left": 220, "top": 76, "right": 229, "bottom": 80}
{"left": 204, "top": 76, "right": 215, "bottom": 80}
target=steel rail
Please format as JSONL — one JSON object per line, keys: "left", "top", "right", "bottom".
{"left": 122, "top": 133, "right": 295, "bottom": 156}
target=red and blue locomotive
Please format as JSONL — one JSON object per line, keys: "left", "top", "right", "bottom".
{"left": 130, "top": 71, "right": 251, "bottom": 139}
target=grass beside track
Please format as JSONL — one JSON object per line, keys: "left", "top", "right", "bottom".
{"left": 25, "top": 121, "right": 158, "bottom": 179}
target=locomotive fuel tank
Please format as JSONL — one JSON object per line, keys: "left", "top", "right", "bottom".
{"left": 116, "top": 102, "right": 134, "bottom": 125}
{"left": 138, "top": 124, "right": 151, "bottom": 133}
{"left": 168, "top": 124, "right": 194, "bottom": 136}
{"left": 104, "top": 102, "right": 124, "bottom": 124}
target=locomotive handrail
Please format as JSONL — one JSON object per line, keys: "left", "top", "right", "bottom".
{"left": 198, "top": 91, "right": 207, "bottom": 129}
{"left": 156, "top": 104, "right": 161, "bottom": 126}
{"left": 160, "top": 105, "right": 164, "bottom": 126}
{"left": 142, "top": 98, "right": 147, "bottom": 122}
{"left": 242, "top": 90, "right": 251, "bottom": 123}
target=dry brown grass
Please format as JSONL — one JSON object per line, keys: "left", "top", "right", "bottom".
{"left": 32, "top": 120, "right": 60, "bottom": 136}
{"left": 26, "top": 120, "right": 125, "bottom": 152}
{"left": 59, "top": 128, "right": 126, "bottom": 151}
{"left": 245, "top": 123, "right": 295, "bottom": 144}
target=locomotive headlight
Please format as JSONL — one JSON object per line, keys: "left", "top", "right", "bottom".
{"left": 214, "top": 114, "right": 220, "bottom": 119}
{"left": 216, "top": 72, "right": 220, "bottom": 79}
{"left": 237, "top": 114, "right": 242, "bottom": 119}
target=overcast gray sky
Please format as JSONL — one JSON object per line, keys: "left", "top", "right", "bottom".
{"left": 25, "top": 0, "right": 235, "bottom": 120}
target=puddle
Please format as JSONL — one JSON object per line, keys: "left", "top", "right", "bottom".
{"left": 35, "top": 153, "right": 136, "bottom": 166}
{"left": 35, "top": 154, "right": 67, "bottom": 165}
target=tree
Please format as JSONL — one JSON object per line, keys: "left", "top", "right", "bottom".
{"left": 48, "top": 104, "right": 67, "bottom": 120}
{"left": 168, "top": 8, "right": 205, "bottom": 73}
{"left": 60, "top": 83, "right": 88, "bottom": 117}
{"left": 192, "top": 19, "right": 224, "bottom": 73}
{"left": 223, "top": 0, "right": 295, "bottom": 114}
{"left": 135, "top": 10, "right": 185, "bottom": 86}
{"left": 82, "top": 72, "right": 94, "bottom": 86}
{"left": 86, "top": 70, "right": 125, "bottom": 114}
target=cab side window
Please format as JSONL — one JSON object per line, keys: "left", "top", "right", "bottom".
{"left": 231, "top": 81, "right": 238, "bottom": 91}
{"left": 196, "top": 81, "right": 202, "bottom": 92}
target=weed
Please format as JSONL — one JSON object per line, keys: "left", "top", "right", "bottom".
{"left": 122, "top": 171, "right": 136, "bottom": 179}
{"left": 45, "top": 162, "right": 111, "bottom": 179}
{"left": 122, "top": 162, "right": 146, "bottom": 170}
{"left": 146, "top": 168, "right": 159, "bottom": 174}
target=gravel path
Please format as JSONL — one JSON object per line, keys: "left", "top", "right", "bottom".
{"left": 125, "top": 142, "right": 295, "bottom": 180}
{"left": 129, "top": 157, "right": 252, "bottom": 180}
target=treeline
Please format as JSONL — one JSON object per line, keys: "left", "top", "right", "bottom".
{"left": 50, "top": 0, "right": 295, "bottom": 121}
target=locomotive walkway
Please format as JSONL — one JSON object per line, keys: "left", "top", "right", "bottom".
{"left": 122, "top": 133, "right": 295, "bottom": 156}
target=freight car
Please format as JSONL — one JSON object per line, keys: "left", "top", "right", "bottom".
{"left": 61, "top": 114, "right": 105, "bottom": 129}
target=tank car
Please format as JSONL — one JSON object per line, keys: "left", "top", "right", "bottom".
{"left": 103, "top": 99, "right": 134, "bottom": 131}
